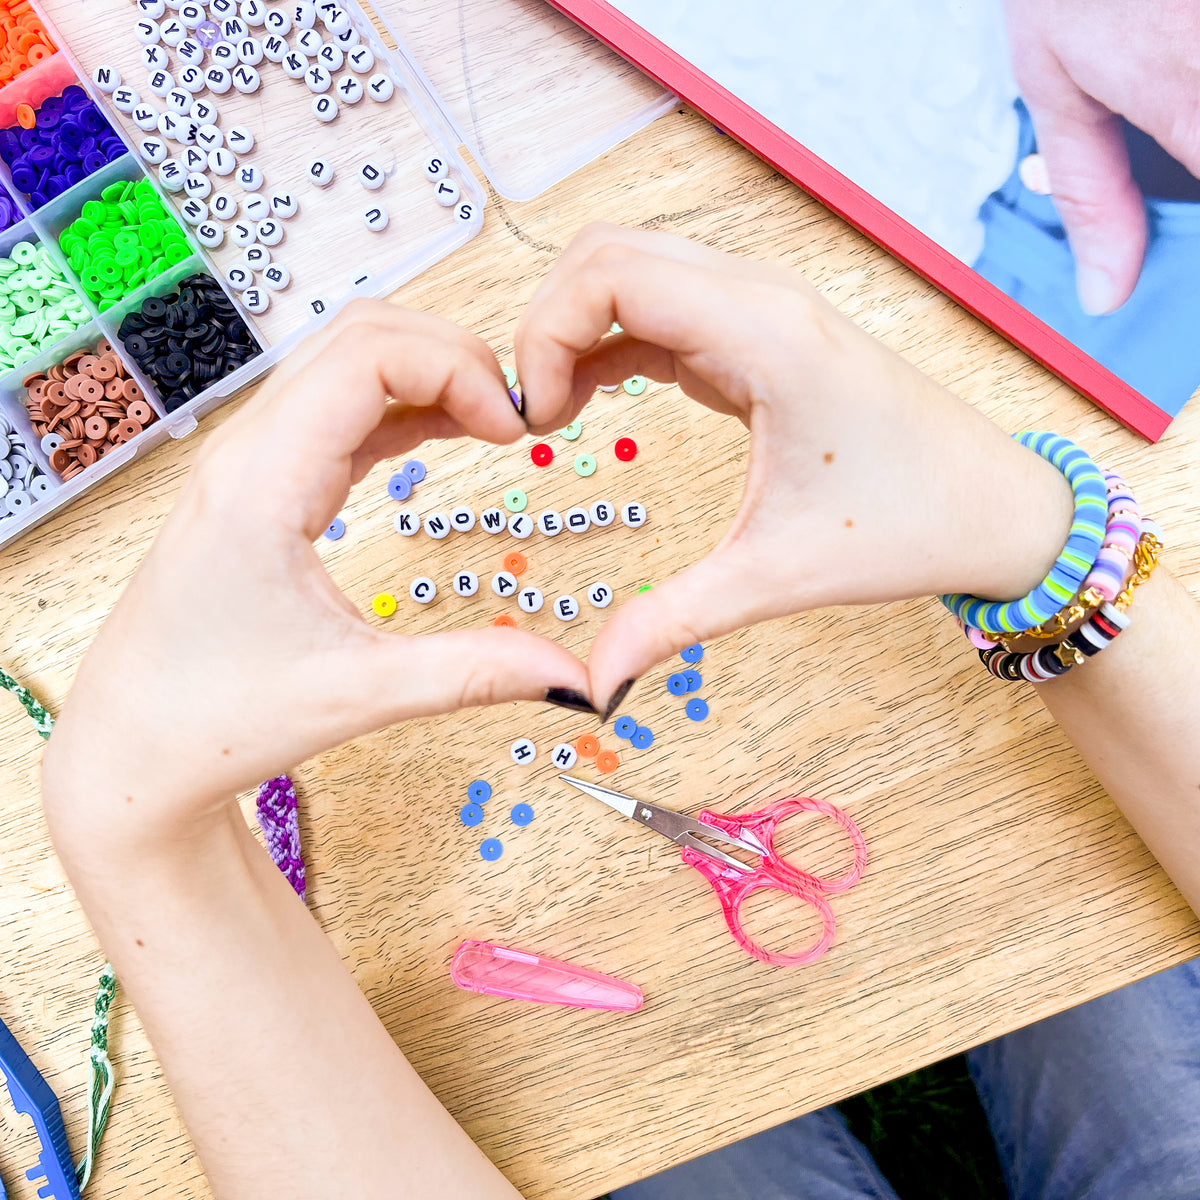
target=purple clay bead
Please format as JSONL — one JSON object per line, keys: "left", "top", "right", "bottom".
{"left": 196, "top": 19, "right": 222, "bottom": 45}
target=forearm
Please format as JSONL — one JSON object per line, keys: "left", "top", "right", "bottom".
{"left": 1035, "top": 568, "right": 1200, "bottom": 913}
{"left": 45, "top": 803, "right": 521, "bottom": 1200}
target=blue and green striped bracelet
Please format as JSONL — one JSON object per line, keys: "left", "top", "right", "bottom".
{"left": 940, "top": 431, "right": 1108, "bottom": 635}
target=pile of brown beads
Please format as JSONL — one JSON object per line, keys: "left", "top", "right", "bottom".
{"left": 22, "top": 339, "right": 156, "bottom": 481}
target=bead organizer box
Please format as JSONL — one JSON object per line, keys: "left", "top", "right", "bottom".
{"left": 0, "top": 0, "right": 667, "bottom": 548}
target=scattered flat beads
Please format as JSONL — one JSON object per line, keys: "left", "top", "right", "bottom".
{"left": 667, "top": 673, "right": 688, "bottom": 696}
{"left": 459, "top": 802, "right": 483, "bottom": 827}
{"left": 631, "top": 726, "right": 654, "bottom": 749}
{"left": 559, "top": 419, "right": 582, "bottom": 440}
{"left": 480, "top": 838, "right": 503, "bottom": 861}
{"left": 622, "top": 376, "right": 647, "bottom": 396}
{"left": 550, "top": 742, "right": 577, "bottom": 768}
{"left": 680, "top": 644, "right": 703, "bottom": 663}
{"left": 573, "top": 453, "right": 596, "bottom": 477}
{"left": 503, "top": 487, "right": 527, "bottom": 512}
{"left": 0, "top": 241, "right": 90, "bottom": 371}
{"left": 595, "top": 749, "right": 620, "bottom": 773}
{"left": 510, "top": 803, "right": 533, "bottom": 827}
{"left": 614, "top": 716, "right": 636, "bottom": 738}
{"left": 372, "top": 592, "right": 396, "bottom": 616}
{"left": 467, "top": 779, "right": 491, "bottom": 803}
{"left": 575, "top": 734, "right": 600, "bottom": 758}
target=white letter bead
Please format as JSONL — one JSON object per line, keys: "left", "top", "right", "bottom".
{"left": 243, "top": 244, "right": 270, "bottom": 269}
{"left": 510, "top": 738, "right": 536, "bottom": 765}
{"left": 156, "top": 110, "right": 180, "bottom": 138}
{"left": 191, "top": 98, "right": 219, "bottom": 124}
{"left": 183, "top": 145, "right": 207, "bottom": 172}
{"left": 307, "top": 296, "right": 330, "bottom": 318}
{"left": 270, "top": 191, "right": 299, "bottom": 218}
{"left": 184, "top": 171, "right": 211, "bottom": 198}
{"left": 333, "top": 22, "right": 357, "bottom": 45}
{"left": 238, "top": 36, "right": 263, "bottom": 63}
{"left": 304, "top": 63, "right": 331, "bottom": 91}
{"left": 166, "top": 87, "right": 192, "bottom": 114}
{"left": 210, "top": 192, "right": 237, "bottom": 219}
{"left": 335, "top": 73, "right": 362, "bottom": 103}
{"left": 240, "top": 0, "right": 266, "bottom": 24}
{"left": 179, "top": 2, "right": 203, "bottom": 25}
{"left": 536, "top": 510, "right": 562, "bottom": 536}
{"left": 160, "top": 17, "right": 185, "bottom": 43}
{"left": 282, "top": 50, "right": 307, "bottom": 78}
{"left": 93, "top": 65, "right": 121, "bottom": 92}
{"left": 454, "top": 200, "right": 475, "bottom": 223}
{"left": 230, "top": 220, "right": 255, "bottom": 245}
{"left": 423, "top": 512, "right": 449, "bottom": 539}
{"left": 358, "top": 160, "right": 384, "bottom": 190}
{"left": 236, "top": 164, "right": 263, "bottom": 190}
{"left": 175, "top": 36, "right": 203, "bottom": 64}
{"left": 346, "top": 44, "right": 373, "bottom": 72}
{"left": 517, "top": 586, "right": 543, "bottom": 613}
{"left": 507, "top": 512, "right": 532, "bottom": 539}
{"left": 409, "top": 576, "right": 437, "bottom": 604}
{"left": 491, "top": 571, "right": 517, "bottom": 598}
{"left": 550, "top": 742, "right": 578, "bottom": 769}
{"left": 587, "top": 582, "right": 613, "bottom": 609}
{"left": 138, "top": 137, "right": 168, "bottom": 164}
{"left": 325, "top": 6, "right": 350, "bottom": 34}
{"left": 589, "top": 499, "right": 615, "bottom": 527}
{"left": 452, "top": 570, "right": 479, "bottom": 598}
{"left": 621, "top": 501, "right": 647, "bottom": 528}
{"left": 256, "top": 218, "right": 284, "bottom": 246}
{"left": 311, "top": 94, "right": 338, "bottom": 122}
{"left": 307, "top": 158, "right": 334, "bottom": 187}
{"left": 362, "top": 204, "right": 388, "bottom": 232}
{"left": 479, "top": 507, "right": 505, "bottom": 533}
{"left": 423, "top": 155, "right": 448, "bottom": 182}
{"left": 231, "top": 64, "right": 261, "bottom": 93}
{"left": 262, "top": 262, "right": 290, "bottom": 290}
{"left": 196, "top": 123, "right": 222, "bottom": 150}
{"left": 132, "top": 104, "right": 160, "bottom": 131}
{"left": 211, "top": 0, "right": 235, "bottom": 13}
{"left": 216, "top": 23, "right": 243, "bottom": 46}
{"left": 134, "top": 19, "right": 161, "bottom": 44}
{"left": 137, "top": 0, "right": 166, "bottom": 16}
{"left": 554, "top": 595, "right": 580, "bottom": 621}
{"left": 291, "top": 0, "right": 316, "bottom": 26}
{"left": 565, "top": 506, "right": 590, "bottom": 532}
{"left": 433, "top": 178, "right": 460, "bottom": 207}
{"left": 449, "top": 505, "right": 475, "bottom": 532}
{"left": 194, "top": 220, "right": 223, "bottom": 248}
{"left": 141, "top": 43, "right": 167, "bottom": 69}
{"left": 226, "top": 125, "right": 254, "bottom": 152}
{"left": 112, "top": 86, "right": 139, "bottom": 113}
{"left": 265, "top": 6, "right": 291, "bottom": 32}
{"left": 241, "top": 285, "right": 270, "bottom": 314}
{"left": 262, "top": 33, "right": 288, "bottom": 60}
{"left": 245, "top": 194, "right": 269, "bottom": 219}
{"left": 366, "top": 71, "right": 394, "bottom": 101}
{"left": 393, "top": 509, "right": 419, "bottom": 535}
{"left": 205, "top": 66, "right": 232, "bottom": 93}
{"left": 178, "top": 65, "right": 205, "bottom": 91}
{"left": 225, "top": 264, "right": 253, "bottom": 290}
{"left": 209, "top": 147, "right": 237, "bottom": 173}
{"left": 157, "top": 159, "right": 184, "bottom": 191}
{"left": 295, "top": 27, "right": 321, "bottom": 52}
{"left": 317, "top": 43, "right": 343, "bottom": 70}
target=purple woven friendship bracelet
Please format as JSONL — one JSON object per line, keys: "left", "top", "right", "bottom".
{"left": 256, "top": 775, "right": 307, "bottom": 901}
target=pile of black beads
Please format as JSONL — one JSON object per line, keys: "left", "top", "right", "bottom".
{"left": 117, "top": 273, "right": 261, "bottom": 412}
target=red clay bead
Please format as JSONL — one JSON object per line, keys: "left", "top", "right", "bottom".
{"left": 531, "top": 442, "right": 553, "bottom": 467}
{"left": 614, "top": 437, "right": 637, "bottom": 462}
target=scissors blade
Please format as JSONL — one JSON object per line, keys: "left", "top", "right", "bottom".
{"left": 559, "top": 774, "right": 754, "bottom": 873}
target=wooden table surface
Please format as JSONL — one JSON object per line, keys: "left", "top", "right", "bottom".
{"left": 1, "top": 102, "right": 1199, "bottom": 1200}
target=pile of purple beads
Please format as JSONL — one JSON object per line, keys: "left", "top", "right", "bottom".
{"left": 0, "top": 84, "right": 125, "bottom": 210}
{"left": 0, "top": 187, "right": 20, "bottom": 233}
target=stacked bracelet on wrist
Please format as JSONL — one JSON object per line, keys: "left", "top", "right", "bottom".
{"left": 943, "top": 434, "right": 1164, "bottom": 685}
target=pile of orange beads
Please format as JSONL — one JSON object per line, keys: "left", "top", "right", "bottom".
{"left": 0, "top": 2, "right": 55, "bottom": 87}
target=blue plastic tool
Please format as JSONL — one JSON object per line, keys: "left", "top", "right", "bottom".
{"left": 0, "top": 1011, "right": 80, "bottom": 1200}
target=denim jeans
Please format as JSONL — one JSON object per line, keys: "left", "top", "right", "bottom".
{"left": 612, "top": 958, "right": 1200, "bottom": 1200}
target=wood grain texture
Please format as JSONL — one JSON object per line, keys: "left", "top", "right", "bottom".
{"left": 0, "top": 105, "right": 1198, "bottom": 1200}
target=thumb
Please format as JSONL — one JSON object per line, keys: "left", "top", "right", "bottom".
{"left": 353, "top": 626, "right": 594, "bottom": 724}
{"left": 586, "top": 545, "right": 773, "bottom": 720}
{"left": 1027, "top": 96, "right": 1147, "bottom": 315}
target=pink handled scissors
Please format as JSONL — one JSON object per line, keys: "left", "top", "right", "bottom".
{"left": 561, "top": 775, "right": 868, "bottom": 967}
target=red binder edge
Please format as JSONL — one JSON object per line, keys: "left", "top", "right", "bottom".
{"left": 545, "top": 0, "right": 1170, "bottom": 442}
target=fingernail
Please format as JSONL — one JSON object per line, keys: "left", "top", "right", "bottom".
{"left": 601, "top": 679, "right": 636, "bottom": 723}
{"left": 544, "top": 687, "right": 597, "bottom": 715}
{"left": 510, "top": 386, "right": 526, "bottom": 417}
{"left": 1076, "top": 264, "right": 1122, "bottom": 316}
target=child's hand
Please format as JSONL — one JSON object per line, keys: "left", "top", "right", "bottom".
{"left": 514, "top": 224, "right": 1074, "bottom": 714}
{"left": 43, "top": 301, "right": 590, "bottom": 847}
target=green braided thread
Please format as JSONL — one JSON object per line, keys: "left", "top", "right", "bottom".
{"left": 1, "top": 664, "right": 116, "bottom": 1192}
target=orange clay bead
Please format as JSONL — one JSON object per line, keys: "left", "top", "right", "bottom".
{"left": 0, "top": 4, "right": 53, "bottom": 84}
{"left": 503, "top": 550, "right": 527, "bottom": 575}
{"left": 575, "top": 734, "right": 600, "bottom": 759}
{"left": 492, "top": 614, "right": 518, "bottom": 628}
{"left": 595, "top": 749, "right": 620, "bottom": 774}
{"left": 15, "top": 102, "right": 33, "bottom": 128}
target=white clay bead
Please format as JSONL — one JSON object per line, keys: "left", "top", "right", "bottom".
{"left": 452, "top": 570, "right": 479, "bottom": 598}
{"left": 550, "top": 742, "right": 578, "bottom": 769}
{"left": 231, "top": 64, "right": 261, "bottom": 92}
{"left": 507, "top": 512, "right": 532, "bottom": 539}
{"left": 194, "top": 220, "right": 223, "bottom": 248}
{"left": 241, "top": 285, "right": 270, "bottom": 314}
{"left": 132, "top": 103, "right": 160, "bottom": 131}
{"left": 184, "top": 171, "right": 211, "bottom": 198}
{"left": 226, "top": 125, "right": 254, "bottom": 153}
{"left": 243, "top": 244, "right": 270, "bottom": 269}
{"left": 243, "top": 193, "right": 269, "bottom": 220}
{"left": 261, "top": 262, "right": 290, "bottom": 290}
{"left": 362, "top": 204, "right": 388, "bottom": 232}
{"left": 311, "top": 94, "right": 338, "bottom": 122}
{"left": 256, "top": 218, "right": 284, "bottom": 246}
{"left": 589, "top": 499, "right": 615, "bottom": 527}
{"left": 510, "top": 738, "right": 536, "bottom": 765}
{"left": 158, "top": 159, "right": 185, "bottom": 191}
{"left": 565, "top": 506, "right": 590, "bottom": 533}
{"left": 449, "top": 505, "right": 475, "bottom": 532}
{"left": 433, "top": 178, "right": 460, "bottom": 207}
{"left": 358, "top": 160, "right": 384, "bottom": 190}
{"left": 536, "top": 510, "right": 563, "bottom": 536}
{"left": 423, "top": 512, "right": 449, "bottom": 539}
{"left": 346, "top": 43, "right": 373, "bottom": 72}
{"left": 93, "top": 65, "right": 121, "bottom": 92}
{"left": 226, "top": 265, "right": 254, "bottom": 291}
{"left": 517, "top": 586, "right": 543, "bottom": 614}
{"left": 307, "top": 158, "right": 334, "bottom": 187}
{"left": 423, "top": 154, "right": 448, "bottom": 182}
{"left": 621, "top": 501, "right": 647, "bottom": 528}
{"left": 179, "top": 195, "right": 208, "bottom": 223}
{"left": 366, "top": 71, "right": 393, "bottom": 101}
{"left": 409, "top": 576, "right": 436, "bottom": 604}
{"left": 491, "top": 571, "right": 517, "bottom": 598}
{"left": 393, "top": 509, "right": 419, "bottom": 535}
{"left": 479, "top": 507, "right": 505, "bottom": 533}
{"left": 334, "top": 73, "right": 362, "bottom": 104}
{"left": 236, "top": 163, "right": 263, "bottom": 190}
{"left": 270, "top": 191, "right": 299, "bottom": 218}
{"left": 587, "top": 582, "right": 613, "bottom": 609}
{"left": 230, "top": 220, "right": 256, "bottom": 245}
{"left": 553, "top": 595, "right": 580, "bottom": 621}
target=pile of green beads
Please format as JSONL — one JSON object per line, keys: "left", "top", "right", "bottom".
{"left": 0, "top": 240, "right": 89, "bottom": 371}
{"left": 58, "top": 179, "right": 192, "bottom": 311}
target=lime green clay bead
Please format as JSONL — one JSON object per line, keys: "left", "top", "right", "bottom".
{"left": 0, "top": 242, "right": 90, "bottom": 371}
